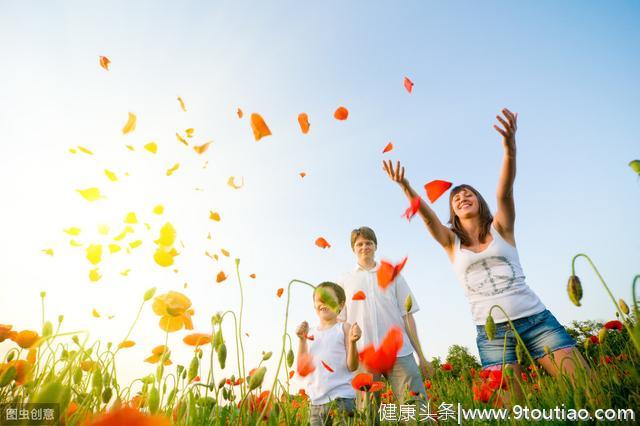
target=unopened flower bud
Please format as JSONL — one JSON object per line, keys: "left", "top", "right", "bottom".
{"left": 619, "top": 299, "right": 630, "bottom": 315}
{"left": 567, "top": 275, "right": 583, "bottom": 307}
{"left": 485, "top": 315, "right": 496, "bottom": 341}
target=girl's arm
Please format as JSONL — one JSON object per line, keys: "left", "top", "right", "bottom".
{"left": 383, "top": 160, "right": 455, "bottom": 254}
{"left": 493, "top": 108, "right": 518, "bottom": 242}
{"left": 344, "top": 322, "right": 361, "bottom": 372}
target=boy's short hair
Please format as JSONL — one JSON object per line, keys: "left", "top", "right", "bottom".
{"left": 350, "top": 226, "right": 377, "bottom": 249}
{"left": 314, "top": 281, "right": 346, "bottom": 307}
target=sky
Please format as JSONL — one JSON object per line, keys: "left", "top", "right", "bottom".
{"left": 1, "top": 0, "right": 639, "bottom": 392}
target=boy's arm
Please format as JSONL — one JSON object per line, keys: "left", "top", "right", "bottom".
{"left": 296, "top": 321, "right": 309, "bottom": 357}
{"left": 344, "top": 322, "right": 361, "bottom": 372}
{"left": 404, "top": 313, "right": 432, "bottom": 379}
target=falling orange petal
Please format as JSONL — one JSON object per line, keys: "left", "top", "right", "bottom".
{"left": 250, "top": 113, "right": 272, "bottom": 141}
{"left": 118, "top": 340, "right": 136, "bottom": 349}
{"left": 334, "top": 106, "right": 349, "bottom": 120}
{"left": 237, "top": 108, "right": 243, "bottom": 118}
{"left": 183, "top": 333, "right": 212, "bottom": 347}
{"left": 216, "top": 271, "right": 227, "bottom": 283}
{"left": 276, "top": 288, "right": 284, "bottom": 298}
{"left": 249, "top": 273, "right": 256, "bottom": 279}
{"left": 185, "top": 128, "right": 194, "bottom": 138}
{"left": 403, "top": 77, "right": 414, "bottom": 93}
{"left": 299, "top": 172, "right": 306, "bottom": 179}
{"left": 298, "top": 113, "right": 310, "bottom": 134}
{"left": 352, "top": 291, "right": 366, "bottom": 301}
{"left": 297, "top": 352, "right": 316, "bottom": 377}
{"left": 209, "top": 211, "right": 221, "bottom": 221}
{"left": 424, "top": 180, "right": 453, "bottom": 203}
{"left": 227, "top": 176, "right": 244, "bottom": 189}
{"left": 382, "top": 142, "right": 393, "bottom": 154}
{"left": 177, "top": 96, "right": 187, "bottom": 112}
{"left": 122, "top": 112, "right": 137, "bottom": 135}
{"left": 166, "top": 163, "right": 180, "bottom": 176}
{"left": 377, "top": 257, "right": 408, "bottom": 289}
{"left": 221, "top": 248, "right": 230, "bottom": 257}
{"left": 315, "top": 237, "right": 331, "bottom": 249}
{"left": 193, "top": 141, "right": 213, "bottom": 154}
{"left": 92, "top": 309, "right": 101, "bottom": 318}
{"left": 321, "top": 360, "right": 334, "bottom": 373}
{"left": 99, "top": 56, "right": 111, "bottom": 71}
{"left": 176, "top": 133, "right": 188, "bottom": 146}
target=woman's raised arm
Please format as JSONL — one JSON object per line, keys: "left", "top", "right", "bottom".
{"left": 493, "top": 108, "right": 518, "bottom": 239}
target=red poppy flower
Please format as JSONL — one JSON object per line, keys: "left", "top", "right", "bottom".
{"left": 370, "top": 381, "right": 384, "bottom": 392}
{"left": 91, "top": 406, "right": 169, "bottom": 426}
{"left": 488, "top": 370, "right": 508, "bottom": 390}
{"left": 441, "top": 363, "right": 453, "bottom": 372}
{"left": 297, "top": 352, "right": 316, "bottom": 377}
{"left": 424, "top": 380, "right": 432, "bottom": 390}
{"left": 321, "top": 361, "right": 334, "bottom": 373}
{"left": 424, "top": 180, "right": 452, "bottom": 203}
{"left": 589, "top": 335, "right": 599, "bottom": 344}
{"left": 377, "top": 257, "right": 408, "bottom": 289}
{"left": 473, "top": 382, "right": 494, "bottom": 403}
{"left": 520, "top": 372, "right": 528, "bottom": 382}
{"left": 601, "top": 355, "right": 613, "bottom": 365}
{"left": 351, "top": 373, "right": 373, "bottom": 391}
{"left": 604, "top": 320, "right": 623, "bottom": 331}
{"left": 402, "top": 196, "right": 421, "bottom": 221}
{"left": 352, "top": 291, "right": 366, "bottom": 301}
{"left": 359, "top": 327, "right": 403, "bottom": 374}
{"left": 247, "top": 391, "right": 272, "bottom": 420}
{"left": 479, "top": 370, "right": 490, "bottom": 379}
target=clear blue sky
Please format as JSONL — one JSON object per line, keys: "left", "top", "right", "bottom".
{"left": 1, "top": 1, "right": 638, "bottom": 387}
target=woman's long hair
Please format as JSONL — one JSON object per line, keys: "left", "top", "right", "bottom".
{"left": 448, "top": 184, "right": 493, "bottom": 247}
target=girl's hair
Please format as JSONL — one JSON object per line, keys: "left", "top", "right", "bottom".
{"left": 448, "top": 184, "right": 493, "bottom": 247}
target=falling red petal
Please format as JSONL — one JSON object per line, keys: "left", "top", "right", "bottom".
{"left": 352, "top": 291, "right": 366, "bottom": 301}
{"left": 424, "top": 180, "right": 453, "bottom": 203}
{"left": 403, "top": 77, "right": 414, "bottom": 93}
{"left": 382, "top": 142, "right": 393, "bottom": 154}
{"left": 315, "top": 237, "right": 331, "bottom": 249}
{"left": 321, "top": 360, "right": 334, "bottom": 373}
{"left": 401, "top": 196, "right": 421, "bottom": 221}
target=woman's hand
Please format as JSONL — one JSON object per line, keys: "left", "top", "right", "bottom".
{"left": 296, "top": 321, "right": 309, "bottom": 340}
{"left": 494, "top": 108, "right": 518, "bottom": 153}
{"left": 383, "top": 160, "right": 407, "bottom": 187}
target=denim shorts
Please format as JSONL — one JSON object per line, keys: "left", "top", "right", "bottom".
{"left": 475, "top": 309, "right": 576, "bottom": 368}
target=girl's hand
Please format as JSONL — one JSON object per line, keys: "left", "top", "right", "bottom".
{"left": 296, "top": 321, "right": 309, "bottom": 339}
{"left": 383, "top": 160, "right": 407, "bottom": 186}
{"left": 349, "top": 322, "right": 362, "bottom": 343}
{"left": 494, "top": 108, "right": 518, "bottom": 152}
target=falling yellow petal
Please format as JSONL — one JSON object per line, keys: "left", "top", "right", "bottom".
{"left": 122, "top": 112, "right": 137, "bottom": 135}
{"left": 77, "top": 188, "right": 104, "bottom": 202}
{"left": 213, "top": 254, "right": 219, "bottom": 261}
{"left": 78, "top": 146, "right": 94, "bottom": 155}
{"left": 185, "top": 128, "right": 194, "bottom": 138}
{"left": 153, "top": 204, "right": 164, "bottom": 215}
{"left": 144, "top": 223, "right": 151, "bottom": 230}
{"left": 227, "top": 176, "right": 244, "bottom": 189}
{"left": 207, "top": 232, "right": 212, "bottom": 240}
{"left": 113, "top": 230, "right": 127, "bottom": 241}
{"left": 166, "top": 163, "right": 180, "bottom": 176}
{"left": 69, "top": 148, "right": 77, "bottom": 154}
{"left": 124, "top": 226, "right": 134, "bottom": 233}
{"left": 92, "top": 308, "right": 101, "bottom": 318}
{"left": 193, "top": 141, "right": 212, "bottom": 154}
{"left": 205, "top": 251, "right": 214, "bottom": 260}
{"left": 126, "top": 145, "right": 135, "bottom": 151}
{"left": 70, "top": 240, "right": 83, "bottom": 247}
{"left": 154, "top": 246, "right": 178, "bottom": 267}
{"left": 209, "top": 211, "right": 221, "bottom": 221}
{"left": 124, "top": 212, "right": 138, "bottom": 224}
{"left": 42, "top": 248, "right": 54, "bottom": 256}
{"left": 118, "top": 340, "right": 135, "bottom": 349}
{"left": 221, "top": 248, "right": 230, "bottom": 257}
{"left": 89, "top": 268, "right": 101, "bottom": 282}
{"left": 144, "top": 142, "right": 158, "bottom": 153}
{"left": 129, "top": 240, "right": 142, "bottom": 249}
{"left": 155, "top": 222, "right": 176, "bottom": 247}
{"left": 109, "top": 244, "right": 121, "bottom": 253}
{"left": 120, "top": 268, "right": 131, "bottom": 276}
{"left": 86, "top": 244, "right": 103, "bottom": 265}
{"left": 64, "top": 227, "right": 81, "bottom": 236}
{"left": 177, "top": 96, "right": 187, "bottom": 112}
{"left": 176, "top": 133, "right": 188, "bottom": 146}
{"left": 104, "top": 169, "right": 118, "bottom": 182}
{"left": 98, "top": 224, "right": 110, "bottom": 235}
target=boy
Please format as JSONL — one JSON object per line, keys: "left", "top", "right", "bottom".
{"left": 296, "top": 282, "right": 362, "bottom": 426}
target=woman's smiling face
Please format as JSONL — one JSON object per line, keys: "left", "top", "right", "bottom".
{"left": 452, "top": 187, "right": 480, "bottom": 219}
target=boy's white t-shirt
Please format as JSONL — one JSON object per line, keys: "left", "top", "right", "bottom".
{"left": 304, "top": 322, "right": 356, "bottom": 405}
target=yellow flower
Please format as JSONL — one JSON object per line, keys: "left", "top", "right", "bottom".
{"left": 144, "top": 345, "right": 172, "bottom": 365}
{"left": 152, "top": 291, "right": 194, "bottom": 332}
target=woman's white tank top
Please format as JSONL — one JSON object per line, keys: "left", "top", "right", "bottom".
{"left": 451, "top": 224, "right": 545, "bottom": 325}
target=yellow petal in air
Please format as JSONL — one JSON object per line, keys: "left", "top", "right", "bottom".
{"left": 221, "top": 248, "right": 230, "bottom": 257}
{"left": 227, "top": 176, "right": 244, "bottom": 189}
{"left": 109, "top": 244, "right": 121, "bottom": 253}
{"left": 176, "top": 133, "right": 188, "bottom": 146}
{"left": 120, "top": 268, "right": 131, "bottom": 276}
{"left": 177, "top": 96, "right": 186, "bottom": 112}
{"left": 122, "top": 112, "right": 137, "bottom": 134}
{"left": 98, "top": 224, "right": 110, "bottom": 235}
{"left": 153, "top": 204, "right": 164, "bottom": 215}
{"left": 78, "top": 146, "right": 94, "bottom": 155}
{"left": 42, "top": 248, "right": 54, "bottom": 256}
{"left": 89, "top": 268, "right": 101, "bottom": 282}
{"left": 69, "top": 148, "right": 77, "bottom": 154}
{"left": 104, "top": 169, "right": 118, "bottom": 182}
{"left": 124, "top": 212, "right": 138, "bottom": 224}
{"left": 129, "top": 240, "right": 142, "bottom": 249}
{"left": 92, "top": 309, "right": 100, "bottom": 318}
{"left": 185, "top": 128, "right": 194, "bottom": 138}
{"left": 126, "top": 145, "right": 135, "bottom": 151}
{"left": 70, "top": 239, "right": 82, "bottom": 247}
{"left": 86, "top": 244, "right": 103, "bottom": 265}
{"left": 113, "top": 230, "right": 127, "bottom": 241}
{"left": 166, "top": 163, "right": 180, "bottom": 176}
{"left": 77, "top": 188, "right": 103, "bottom": 202}
{"left": 155, "top": 222, "right": 176, "bottom": 247}
{"left": 144, "top": 142, "right": 157, "bottom": 153}
{"left": 124, "top": 226, "right": 134, "bottom": 233}
{"left": 64, "top": 227, "right": 81, "bottom": 236}
{"left": 193, "top": 141, "right": 212, "bottom": 154}
{"left": 209, "top": 211, "right": 220, "bottom": 221}
{"left": 154, "top": 246, "right": 178, "bottom": 267}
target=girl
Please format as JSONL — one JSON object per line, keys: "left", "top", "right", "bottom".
{"left": 383, "top": 108, "right": 587, "bottom": 390}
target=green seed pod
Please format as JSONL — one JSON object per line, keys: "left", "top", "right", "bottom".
{"left": 218, "top": 343, "right": 227, "bottom": 370}
{"left": 148, "top": 386, "right": 160, "bottom": 414}
{"left": 6, "top": 352, "right": 15, "bottom": 362}
{"left": 102, "top": 387, "right": 113, "bottom": 404}
{"left": 222, "top": 388, "right": 229, "bottom": 400}
{"left": 248, "top": 367, "right": 266, "bottom": 391}
{"left": 485, "top": 315, "right": 496, "bottom": 341}
{"left": 42, "top": 321, "right": 53, "bottom": 338}
{"left": 405, "top": 295, "right": 412, "bottom": 313}
{"left": 598, "top": 327, "right": 607, "bottom": 344}
{"left": 73, "top": 368, "right": 83, "bottom": 385}
{"left": 176, "top": 364, "right": 185, "bottom": 376}
{"left": 92, "top": 369, "right": 103, "bottom": 393}
{"left": 262, "top": 351, "right": 273, "bottom": 361}
{"left": 286, "top": 349, "right": 294, "bottom": 368}
{"left": 211, "top": 313, "right": 222, "bottom": 327}
{"left": 567, "top": 275, "right": 583, "bottom": 307}
{"left": 0, "top": 366, "right": 17, "bottom": 387}
{"left": 188, "top": 356, "right": 199, "bottom": 383}
{"left": 143, "top": 287, "right": 157, "bottom": 302}
{"left": 213, "top": 329, "right": 224, "bottom": 351}
{"left": 72, "top": 335, "right": 80, "bottom": 345}
{"left": 40, "top": 291, "right": 46, "bottom": 299}
{"left": 583, "top": 338, "right": 591, "bottom": 351}
{"left": 515, "top": 342, "right": 524, "bottom": 365}
{"left": 218, "top": 378, "right": 226, "bottom": 389}
{"left": 156, "top": 364, "right": 164, "bottom": 382}
{"left": 619, "top": 299, "right": 630, "bottom": 315}
{"left": 167, "top": 388, "right": 178, "bottom": 405}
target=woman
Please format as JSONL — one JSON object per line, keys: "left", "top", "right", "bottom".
{"left": 383, "top": 108, "right": 587, "bottom": 387}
